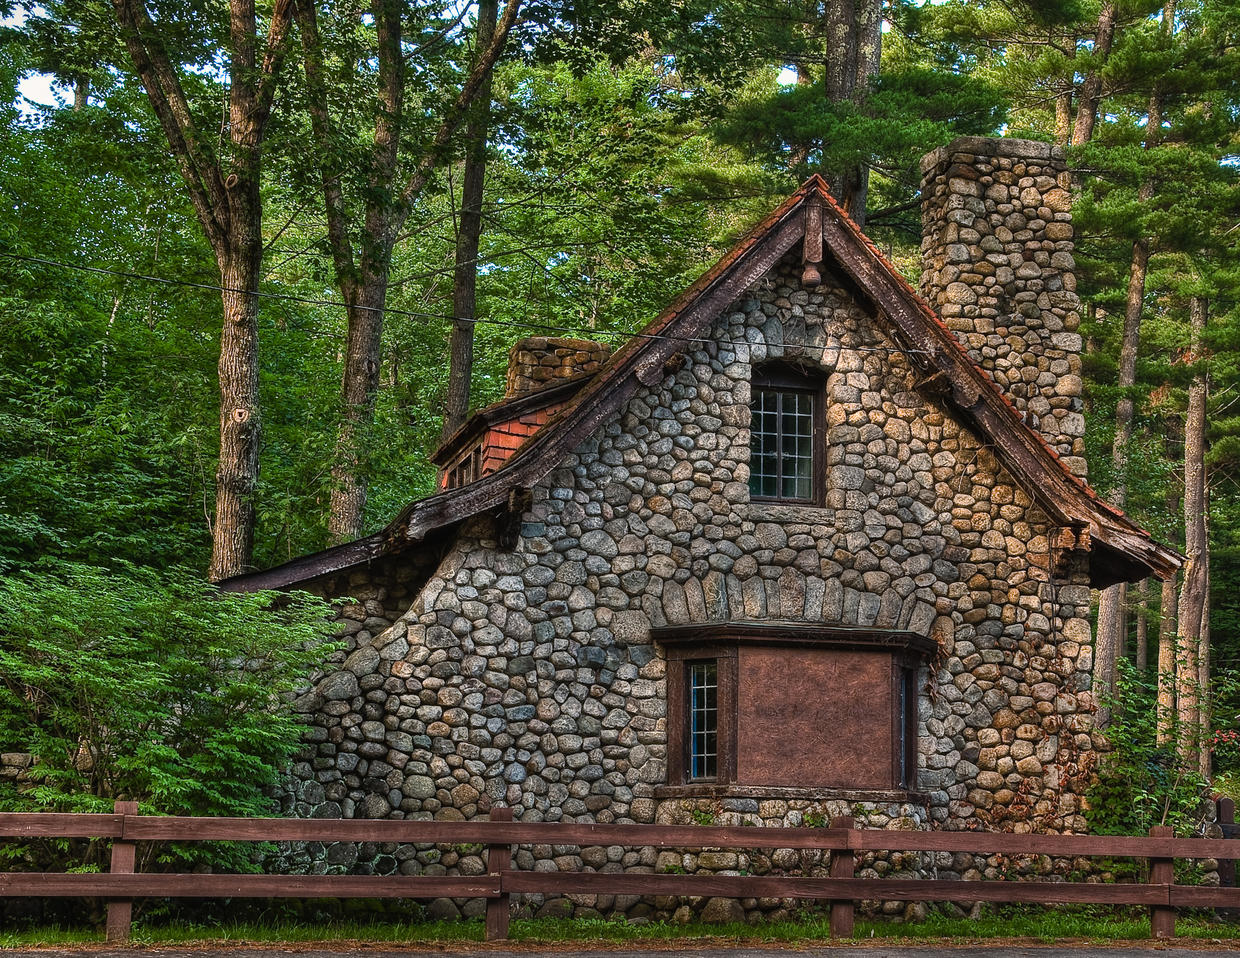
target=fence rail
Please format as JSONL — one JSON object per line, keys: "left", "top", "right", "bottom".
{"left": 2, "top": 802, "right": 1236, "bottom": 943}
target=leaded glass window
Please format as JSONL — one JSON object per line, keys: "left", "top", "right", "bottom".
{"left": 749, "top": 385, "right": 816, "bottom": 502}
{"left": 688, "top": 661, "right": 718, "bottom": 780}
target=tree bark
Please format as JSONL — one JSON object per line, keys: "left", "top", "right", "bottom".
{"left": 1094, "top": 583, "right": 1125, "bottom": 719}
{"left": 848, "top": 0, "right": 881, "bottom": 227}
{"left": 821, "top": 0, "right": 879, "bottom": 225}
{"left": 1071, "top": 0, "right": 1116, "bottom": 147}
{"left": 1092, "top": 3, "right": 1170, "bottom": 706}
{"left": 1135, "top": 579, "right": 1148, "bottom": 671}
{"left": 1156, "top": 423, "right": 1180, "bottom": 748}
{"left": 442, "top": 0, "right": 499, "bottom": 442}
{"left": 1054, "top": 83, "right": 1072, "bottom": 146}
{"left": 1178, "top": 295, "right": 1208, "bottom": 771}
{"left": 113, "top": 0, "right": 290, "bottom": 580}
{"left": 323, "top": 0, "right": 404, "bottom": 545}
{"left": 1157, "top": 574, "right": 1178, "bottom": 746}
{"left": 296, "top": 0, "right": 522, "bottom": 543}
{"left": 73, "top": 74, "right": 90, "bottom": 110}
{"left": 1199, "top": 562, "right": 1211, "bottom": 778}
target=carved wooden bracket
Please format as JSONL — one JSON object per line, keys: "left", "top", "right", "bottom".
{"left": 497, "top": 487, "right": 533, "bottom": 550}
{"left": 1050, "top": 524, "right": 1092, "bottom": 574}
{"left": 802, "top": 198, "right": 824, "bottom": 286}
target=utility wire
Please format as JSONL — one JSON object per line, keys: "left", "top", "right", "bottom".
{"left": 2, "top": 250, "right": 932, "bottom": 359}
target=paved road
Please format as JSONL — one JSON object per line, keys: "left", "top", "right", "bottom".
{"left": 6, "top": 946, "right": 1240, "bottom": 957}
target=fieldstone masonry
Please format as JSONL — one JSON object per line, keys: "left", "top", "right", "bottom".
{"left": 282, "top": 139, "right": 1107, "bottom": 916}
{"left": 505, "top": 337, "right": 613, "bottom": 399}
{"left": 919, "top": 137, "right": 1087, "bottom": 478}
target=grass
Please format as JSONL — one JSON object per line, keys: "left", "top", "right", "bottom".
{"left": 1214, "top": 770, "right": 1240, "bottom": 803}
{"left": 4, "top": 908, "right": 1240, "bottom": 949}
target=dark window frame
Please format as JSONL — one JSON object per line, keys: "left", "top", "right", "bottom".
{"left": 661, "top": 623, "right": 929, "bottom": 792}
{"left": 666, "top": 642, "right": 738, "bottom": 785}
{"left": 892, "top": 659, "right": 921, "bottom": 791}
{"left": 688, "top": 660, "right": 720, "bottom": 780}
{"left": 749, "top": 364, "right": 825, "bottom": 506}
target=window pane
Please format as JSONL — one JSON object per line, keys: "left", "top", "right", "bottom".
{"left": 751, "top": 384, "right": 816, "bottom": 502}
{"left": 689, "top": 661, "right": 718, "bottom": 780}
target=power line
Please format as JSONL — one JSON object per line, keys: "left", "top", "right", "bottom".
{"left": 2, "top": 250, "right": 931, "bottom": 359}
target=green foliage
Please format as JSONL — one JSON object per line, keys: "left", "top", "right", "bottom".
{"left": 1084, "top": 661, "right": 1227, "bottom": 837}
{"left": 716, "top": 66, "right": 1007, "bottom": 225}
{"left": 0, "top": 562, "right": 338, "bottom": 871}
{"left": 689, "top": 807, "right": 716, "bottom": 826}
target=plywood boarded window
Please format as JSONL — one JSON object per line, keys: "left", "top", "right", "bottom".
{"left": 660, "top": 623, "right": 931, "bottom": 792}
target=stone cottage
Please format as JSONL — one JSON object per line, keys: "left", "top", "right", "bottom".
{"left": 224, "top": 136, "right": 1180, "bottom": 905}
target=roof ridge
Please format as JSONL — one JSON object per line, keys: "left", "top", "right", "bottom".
{"left": 221, "top": 178, "right": 1180, "bottom": 593}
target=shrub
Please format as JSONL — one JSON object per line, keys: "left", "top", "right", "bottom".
{"left": 0, "top": 561, "right": 339, "bottom": 877}
{"left": 1084, "top": 660, "right": 1231, "bottom": 837}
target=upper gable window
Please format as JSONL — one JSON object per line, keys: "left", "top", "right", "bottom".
{"left": 749, "top": 364, "right": 822, "bottom": 504}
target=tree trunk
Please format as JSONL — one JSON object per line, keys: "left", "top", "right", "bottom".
{"left": 821, "top": 0, "right": 879, "bottom": 224}
{"left": 325, "top": 0, "right": 403, "bottom": 544}
{"left": 211, "top": 242, "right": 262, "bottom": 581}
{"left": 1200, "top": 563, "right": 1211, "bottom": 778}
{"left": 73, "top": 74, "right": 90, "bottom": 110}
{"left": 1054, "top": 83, "right": 1072, "bottom": 146}
{"left": 1071, "top": 0, "right": 1116, "bottom": 147}
{"left": 1156, "top": 423, "right": 1180, "bottom": 747}
{"left": 847, "top": 0, "right": 881, "bottom": 227}
{"left": 1092, "top": 3, "right": 1171, "bottom": 704}
{"left": 1092, "top": 228, "right": 1151, "bottom": 709}
{"left": 1157, "top": 573, "right": 1178, "bottom": 746}
{"left": 1178, "top": 295, "right": 1208, "bottom": 770}
{"left": 442, "top": 0, "right": 499, "bottom": 442}
{"left": 1094, "top": 584, "right": 1124, "bottom": 720}
{"left": 824, "top": 0, "right": 856, "bottom": 105}
{"left": 296, "top": 0, "right": 522, "bottom": 543}
{"left": 113, "top": 0, "right": 290, "bottom": 580}
{"left": 1135, "top": 579, "right": 1149, "bottom": 671}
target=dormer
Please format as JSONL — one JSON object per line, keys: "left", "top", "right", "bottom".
{"left": 432, "top": 337, "right": 611, "bottom": 490}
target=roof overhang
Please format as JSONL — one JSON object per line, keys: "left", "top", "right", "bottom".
{"left": 221, "top": 176, "right": 1182, "bottom": 594}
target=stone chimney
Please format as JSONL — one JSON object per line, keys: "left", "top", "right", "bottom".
{"left": 505, "top": 336, "right": 612, "bottom": 399}
{"left": 919, "top": 136, "right": 1087, "bottom": 479}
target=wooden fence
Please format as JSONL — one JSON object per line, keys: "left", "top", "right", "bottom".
{"left": 2, "top": 801, "right": 1237, "bottom": 943}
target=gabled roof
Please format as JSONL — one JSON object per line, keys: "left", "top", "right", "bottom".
{"left": 221, "top": 177, "right": 1181, "bottom": 594}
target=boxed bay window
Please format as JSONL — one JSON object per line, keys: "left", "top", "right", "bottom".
{"left": 659, "top": 622, "right": 932, "bottom": 794}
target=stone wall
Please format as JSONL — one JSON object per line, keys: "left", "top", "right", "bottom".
{"left": 919, "top": 136, "right": 1087, "bottom": 478}
{"left": 285, "top": 243, "right": 1099, "bottom": 918}
{"left": 505, "top": 337, "right": 613, "bottom": 399}
{"left": 0, "top": 752, "right": 35, "bottom": 785}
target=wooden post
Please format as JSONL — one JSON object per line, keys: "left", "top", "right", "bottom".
{"left": 1218, "top": 797, "right": 1238, "bottom": 919}
{"left": 485, "top": 805, "right": 513, "bottom": 941}
{"left": 1219, "top": 798, "right": 1237, "bottom": 886}
{"left": 1149, "top": 823, "right": 1175, "bottom": 939}
{"left": 106, "top": 800, "right": 139, "bottom": 943}
{"left": 828, "top": 815, "right": 855, "bottom": 938}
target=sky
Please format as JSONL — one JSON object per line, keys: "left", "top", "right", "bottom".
{"left": 4, "top": 7, "right": 59, "bottom": 110}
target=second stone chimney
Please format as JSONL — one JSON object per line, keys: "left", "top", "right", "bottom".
{"left": 505, "top": 337, "right": 612, "bottom": 399}
{"left": 919, "top": 136, "right": 1087, "bottom": 479}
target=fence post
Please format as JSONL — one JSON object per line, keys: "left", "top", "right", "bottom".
{"left": 1149, "top": 823, "right": 1175, "bottom": 939}
{"left": 485, "top": 805, "right": 513, "bottom": 941}
{"left": 105, "top": 800, "right": 139, "bottom": 943}
{"left": 828, "top": 815, "right": 855, "bottom": 939}
{"left": 1219, "top": 797, "right": 1237, "bottom": 884}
